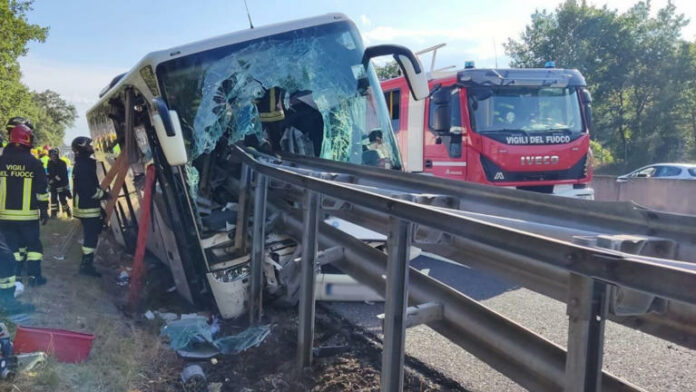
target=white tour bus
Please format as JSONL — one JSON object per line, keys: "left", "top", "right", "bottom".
{"left": 86, "top": 13, "right": 426, "bottom": 317}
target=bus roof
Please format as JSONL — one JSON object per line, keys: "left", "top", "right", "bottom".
{"left": 88, "top": 13, "right": 351, "bottom": 117}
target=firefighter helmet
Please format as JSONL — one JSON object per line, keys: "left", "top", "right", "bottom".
{"left": 71, "top": 136, "right": 94, "bottom": 155}
{"left": 5, "top": 117, "right": 34, "bottom": 131}
{"left": 8, "top": 124, "right": 34, "bottom": 147}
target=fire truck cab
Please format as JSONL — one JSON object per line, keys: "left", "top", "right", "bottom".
{"left": 382, "top": 66, "right": 595, "bottom": 199}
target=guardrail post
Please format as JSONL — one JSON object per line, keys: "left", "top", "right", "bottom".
{"left": 234, "top": 163, "right": 251, "bottom": 252}
{"left": 249, "top": 172, "right": 267, "bottom": 325}
{"left": 296, "top": 190, "right": 320, "bottom": 372}
{"left": 565, "top": 273, "right": 609, "bottom": 392}
{"left": 381, "top": 217, "right": 413, "bottom": 392}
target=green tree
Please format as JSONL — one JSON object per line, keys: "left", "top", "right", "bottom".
{"left": 30, "top": 90, "right": 77, "bottom": 146}
{"left": 0, "top": 0, "right": 48, "bottom": 125}
{"left": 375, "top": 61, "right": 401, "bottom": 80}
{"left": 0, "top": 1, "right": 76, "bottom": 148}
{"left": 505, "top": 0, "right": 696, "bottom": 168}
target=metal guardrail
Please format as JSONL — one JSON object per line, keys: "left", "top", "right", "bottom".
{"left": 230, "top": 147, "right": 696, "bottom": 391}
{"left": 280, "top": 154, "right": 696, "bottom": 262}
{"left": 268, "top": 154, "right": 696, "bottom": 348}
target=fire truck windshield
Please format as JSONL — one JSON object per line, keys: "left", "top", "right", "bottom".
{"left": 468, "top": 86, "right": 584, "bottom": 134}
{"left": 156, "top": 20, "right": 402, "bottom": 179}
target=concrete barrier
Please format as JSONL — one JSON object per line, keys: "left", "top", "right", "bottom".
{"left": 593, "top": 175, "right": 696, "bottom": 215}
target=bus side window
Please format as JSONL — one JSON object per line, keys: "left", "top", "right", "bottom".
{"left": 384, "top": 89, "right": 401, "bottom": 131}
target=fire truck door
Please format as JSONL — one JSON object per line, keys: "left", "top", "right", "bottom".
{"left": 423, "top": 87, "right": 467, "bottom": 180}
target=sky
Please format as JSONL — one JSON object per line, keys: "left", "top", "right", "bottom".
{"left": 17, "top": 0, "right": 696, "bottom": 145}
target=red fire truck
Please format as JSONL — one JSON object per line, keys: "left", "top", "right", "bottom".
{"left": 381, "top": 64, "right": 595, "bottom": 198}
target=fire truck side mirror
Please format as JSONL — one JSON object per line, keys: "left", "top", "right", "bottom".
{"left": 151, "top": 97, "right": 188, "bottom": 166}
{"left": 362, "top": 44, "right": 429, "bottom": 100}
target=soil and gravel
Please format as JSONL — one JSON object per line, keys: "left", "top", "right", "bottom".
{"left": 197, "top": 305, "right": 466, "bottom": 392}
{"left": 0, "top": 217, "right": 465, "bottom": 391}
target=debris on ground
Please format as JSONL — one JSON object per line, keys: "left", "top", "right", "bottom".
{"left": 214, "top": 324, "right": 270, "bottom": 355}
{"left": 208, "top": 382, "right": 222, "bottom": 392}
{"left": 117, "top": 268, "right": 130, "bottom": 287}
{"left": 16, "top": 351, "right": 47, "bottom": 372}
{"left": 181, "top": 364, "right": 207, "bottom": 392}
{"left": 160, "top": 315, "right": 271, "bottom": 358}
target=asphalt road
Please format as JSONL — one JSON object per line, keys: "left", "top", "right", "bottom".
{"left": 325, "top": 254, "right": 696, "bottom": 392}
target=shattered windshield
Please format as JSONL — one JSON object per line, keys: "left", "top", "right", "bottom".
{"left": 156, "top": 21, "right": 402, "bottom": 184}
{"left": 468, "top": 87, "right": 584, "bottom": 133}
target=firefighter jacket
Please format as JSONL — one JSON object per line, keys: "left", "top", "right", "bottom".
{"left": 257, "top": 87, "right": 285, "bottom": 122}
{"left": 0, "top": 145, "right": 49, "bottom": 221}
{"left": 47, "top": 159, "right": 69, "bottom": 190}
{"left": 72, "top": 155, "right": 104, "bottom": 219}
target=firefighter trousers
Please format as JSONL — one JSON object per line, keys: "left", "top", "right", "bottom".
{"left": 80, "top": 217, "right": 102, "bottom": 256}
{"left": 0, "top": 231, "right": 16, "bottom": 297}
{"left": 50, "top": 187, "right": 70, "bottom": 215}
{"left": 0, "top": 220, "right": 43, "bottom": 280}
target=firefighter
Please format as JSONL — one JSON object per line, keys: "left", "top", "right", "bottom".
{"left": 47, "top": 148, "right": 72, "bottom": 218}
{"left": 39, "top": 149, "right": 49, "bottom": 173}
{"left": 0, "top": 120, "right": 49, "bottom": 287}
{"left": 72, "top": 137, "right": 109, "bottom": 277}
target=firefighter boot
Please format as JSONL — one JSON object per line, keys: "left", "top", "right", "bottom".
{"left": 63, "top": 204, "right": 72, "bottom": 218}
{"left": 79, "top": 254, "right": 101, "bottom": 278}
{"left": 27, "top": 261, "right": 47, "bottom": 287}
{"left": 0, "top": 288, "right": 34, "bottom": 315}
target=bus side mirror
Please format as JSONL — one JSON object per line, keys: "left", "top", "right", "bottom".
{"left": 151, "top": 97, "right": 188, "bottom": 166}
{"left": 363, "top": 44, "right": 429, "bottom": 100}
{"left": 581, "top": 89, "right": 593, "bottom": 130}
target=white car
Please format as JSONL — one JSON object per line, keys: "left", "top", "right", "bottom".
{"left": 617, "top": 163, "right": 696, "bottom": 181}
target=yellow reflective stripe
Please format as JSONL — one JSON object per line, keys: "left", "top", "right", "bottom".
{"left": 36, "top": 192, "right": 49, "bottom": 201}
{"left": 74, "top": 207, "right": 101, "bottom": 218}
{"left": 0, "top": 177, "right": 6, "bottom": 210}
{"left": 26, "top": 252, "right": 42, "bottom": 261}
{"left": 0, "top": 276, "right": 16, "bottom": 289}
{"left": 0, "top": 210, "right": 40, "bottom": 220}
{"left": 92, "top": 189, "right": 104, "bottom": 199}
{"left": 13, "top": 253, "right": 22, "bottom": 261}
{"left": 82, "top": 246, "right": 95, "bottom": 255}
{"left": 23, "top": 178, "right": 32, "bottom": 210}
{"left": 19, "top": 248, "right": 27, "bottom": 253}
{"left": 259, "top": 88, "right": 285, "bottom": 122}
{"left": 74, "top": 211, "right": 100, "bottom": 218}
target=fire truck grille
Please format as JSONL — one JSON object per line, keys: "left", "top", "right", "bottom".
{"left": 480, "top": 154, "right": 588, "bottom": 183}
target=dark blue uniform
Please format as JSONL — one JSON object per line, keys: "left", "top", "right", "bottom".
{"left": 0, "top": 145, "right": 49, "bottom": 287}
